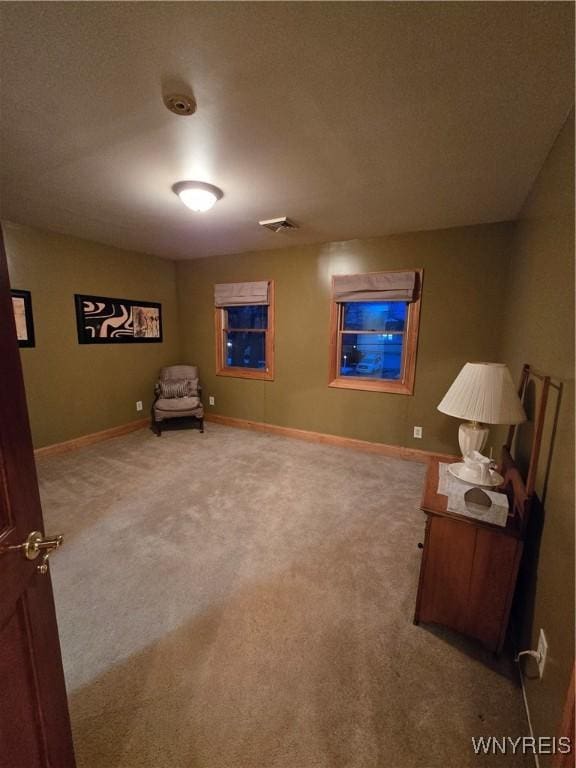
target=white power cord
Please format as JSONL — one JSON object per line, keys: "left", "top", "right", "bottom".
{"left": 515, "top": 649, "right": 541, "bottom": 664}
{"left": 514, "top": 648, "right": 541, "bottom": 768}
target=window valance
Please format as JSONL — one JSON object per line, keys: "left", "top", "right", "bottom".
{"left": 214, "top": 281, "right": 269, "bottom": 307}
{"left": 332, "top": 271, "right": 417, "bottom": 302}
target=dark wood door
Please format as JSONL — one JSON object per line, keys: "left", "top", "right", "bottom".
{"left": 0, "top": 229, "right": 76, "bottom": 767}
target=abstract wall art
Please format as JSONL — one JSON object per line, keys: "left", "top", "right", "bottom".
{"left": 11, "top": 289, "right": 35, "bottom": 348}
{"left": 74, "top": 294, "right": 163, "bottom": 344}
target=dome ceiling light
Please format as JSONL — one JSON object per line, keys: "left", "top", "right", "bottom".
{"left": 172, "top": 181, "right": 224, "bottom": 213}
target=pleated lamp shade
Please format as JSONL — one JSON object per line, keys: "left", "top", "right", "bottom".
{"left": 438, "top": 363, "right": 526, "bottom": 425}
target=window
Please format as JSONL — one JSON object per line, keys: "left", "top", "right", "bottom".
{"left": 215, "top": 280, "right": 274, "bottom": 380}
{"left": 328, "top": 270, "right": 422, "bottom": 394}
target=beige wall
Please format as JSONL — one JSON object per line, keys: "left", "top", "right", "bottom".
{"left": 4, "top": 222, "right": 181, "bottom": 448}
{"left": 177, "top": 222, "right": 513, "bottom": 456}
{"left": 500, "top": 110, "right": 575, "bottom": 756}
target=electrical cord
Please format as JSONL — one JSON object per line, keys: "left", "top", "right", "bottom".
{"left": 515, "top": 649, "right": 541, "bottom": 663}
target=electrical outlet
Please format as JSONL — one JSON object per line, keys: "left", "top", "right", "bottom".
{"left": 537, "top": 629, "right": 548, "bottom": 678}
{"left": 413, "top": 426, "right": 423, "bottom": 439}
{"left": 136, "top": 400, "right": 143, "bottom": 412}
{"left": 209, "top": 396, "right": 215, "bottom": 406}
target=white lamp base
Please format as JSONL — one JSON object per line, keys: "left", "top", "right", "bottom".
{"left": 458, "top": 422, "right": 489, "bottom": 458}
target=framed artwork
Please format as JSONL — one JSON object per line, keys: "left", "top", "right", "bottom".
{"left": 74, "top": 294, "right": 163, "bottom": 344}
{"left": 11, "top": 289, "right": 35, "bottom": 348}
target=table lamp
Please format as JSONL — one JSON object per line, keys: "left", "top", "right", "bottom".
{"left": 437, "top": 362, "right": 526, "bottom": 457}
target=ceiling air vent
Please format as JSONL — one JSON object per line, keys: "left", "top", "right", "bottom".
{"left": 258, "top": 217, "right": 298, "bottom": 233}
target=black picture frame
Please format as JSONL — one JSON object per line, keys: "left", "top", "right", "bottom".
{"left": 11, "top": 289, "right": 35, "bottom": 348}
{"left": 74, "top": 294, "right": 163, "bottom": 344}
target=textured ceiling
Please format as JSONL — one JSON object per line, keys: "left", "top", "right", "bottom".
{"left": 0, "top": 2, "right": 574, "bottom": 260}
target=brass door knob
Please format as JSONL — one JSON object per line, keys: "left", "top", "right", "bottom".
{"left": 2, "top": 530, "right": 63, "bottom": 574}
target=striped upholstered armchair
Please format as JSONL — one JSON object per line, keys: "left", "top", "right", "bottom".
{"left": 151, "top": 365, "right": 204, "bottom": 436}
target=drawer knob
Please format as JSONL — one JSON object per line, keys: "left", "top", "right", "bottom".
{"left": 417, "top": 542, "right": 424, "bottom": 549}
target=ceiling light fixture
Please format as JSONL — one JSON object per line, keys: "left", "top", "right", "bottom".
{"left": 172, "top": 181, "right": 224, "bottom": 212}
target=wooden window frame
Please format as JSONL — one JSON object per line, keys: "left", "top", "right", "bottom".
{"left": 215, "top": 280, "right": 275, "bottom": 381}
{"left": 328, "top": 269, "right": 422, "bottom": 395}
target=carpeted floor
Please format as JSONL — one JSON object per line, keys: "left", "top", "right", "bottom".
{"left": 37, "top": 423, "right": 531, "bottom": 767}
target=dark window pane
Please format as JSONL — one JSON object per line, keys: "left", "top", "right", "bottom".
{"left": 226, "top": 305, "right": 268, "bottom": 330}
{"left": 340, "top": 333, "right": 403, "bottom": 380}
{"left": 225, "top": 331, "right": 266, "bottom": 369}
{"left": 342, "top": 301, "right": 407, "bottom": 332}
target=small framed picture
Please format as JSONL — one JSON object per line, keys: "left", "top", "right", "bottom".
{"left": 74, "top": 294, "right": 163, "bottom": 344}
{"left": 11, "top": 289, "right": 35, "bottom": 348}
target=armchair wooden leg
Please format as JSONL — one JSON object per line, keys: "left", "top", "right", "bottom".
{"left": 199, "top": 418, "right": 204, "bottom": 433}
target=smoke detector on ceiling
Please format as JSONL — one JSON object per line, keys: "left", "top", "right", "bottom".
{"left": 164, "top": 93, "right": 197, "bottom": 116}
{"left": 258, "top": 217, "right": 298, "bottom": 233}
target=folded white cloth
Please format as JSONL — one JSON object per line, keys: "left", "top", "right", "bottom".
{"left": 438, "top": 463, "right": 509, "bottom": 527}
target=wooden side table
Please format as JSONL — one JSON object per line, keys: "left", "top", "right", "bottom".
{"left": 414, "top": 457, "right": 526, "bottom": 653}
